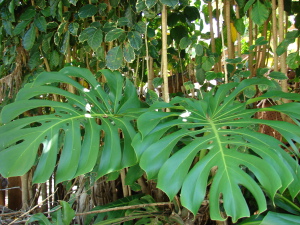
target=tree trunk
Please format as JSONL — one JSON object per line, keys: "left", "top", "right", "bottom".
{"left": 0, "top": 175, "right": 7, "bottom": 206}
{"left": 8, "top": 177, "right": 22, "bottom": 210}
{"left": 161, "top": 4, "right": 169, "bottom": 103}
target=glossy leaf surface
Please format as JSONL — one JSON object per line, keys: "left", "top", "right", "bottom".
{"left": 133, "top": 78, "right": 300, "bottom": 222}
{"left": 0, "top": 67, "right": 141, "bottom": 184}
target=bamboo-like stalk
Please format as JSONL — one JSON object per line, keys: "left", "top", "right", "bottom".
{"left": 215, "top": 0, "right": 222, "bottom": 72}
{"left": 225, "top": 0, "right": 234, "bottom": 59}
{"left": 41, "top": 183, "right": 48, "bottom": 212}
{"left": 120, "top": 169, "right": 129, "bottom": 197}
{"left": 235, "top": 2, "right": 241, "bottom": 58}
{"left": 20, "top": 174, "right": 29, "bottom": 210}
{"left": 278, "top": 0, "right": 288, "bottom": 96}
{"left": 145, "top": 20, "right": 154, "bottom": 91}
{"left": 219, "top": 1, "right": 228, "bottom": 83}
{"left": 258, "top": 18, "right": 270, "bottom": 68}
{"left": 248, "top": 7, "right": 254, "bottom": 77}
{"left": 254, "top": 24, "right": 259, "bottom": 72}
{"left": 216, "top": 0, "right": 220, "bottom": 37}
{"left": 161, "top": 4, "right": 169, "bottom": 103}
{"left": 272, "top": 0, "right": 278, "bottom": 71}
{"left": 48, "top": 176, "right": 53, "bottom": 208}
{"left": 148, "top": 57, "right": 155, "bottom": 91}
{"left": 208, "top": 1, "right": 217, "bottom": 72}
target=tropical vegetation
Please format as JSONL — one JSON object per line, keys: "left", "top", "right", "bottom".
{"left": 0, "top": 0, "right": 300, "bottom": 224}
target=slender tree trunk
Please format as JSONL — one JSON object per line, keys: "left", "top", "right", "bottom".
{"left": 249, "top": 7, "right": 254, "bottom": 77}
{"left": 216, "top": 0, "right": 220, "bottom": 37}
{"left": 41, "top": 183, "right": 48, "bottom": 212}
{"left": 225, "top": 0, "right": 234, "bottom": 59}
{"left": 272, "top": 0, "right": 278, "bottom": 71}
{"left": 236, "top": 3, "right": 241, "bottom": 58}
{"left": 278, "top": 0, "right": 288, "bottom": 95}
{"left": 21, "top": 174, "right": 29, "bottom": 210}
{"left": 8, "top": 177, "right": 22, "bottom": 210}
{"left": 208, "top": 1, "right": 218, "bottom": 72}
{"left": 220, "top": 1, "right": 228, "bottom": 83}
{"left": 148, "top": 57, "right": 155, "bottom": 91}
{"left": 161, "top": 4, "right": 169, "bottom": 103}
{"left": 215, "top": 0, "right": 222, "bottom": 72}
{"left": 0, "top": 175, "right": 7, "bottom": 206}
{"left": 258, "top": 18, "right": 270, "bottom": 68}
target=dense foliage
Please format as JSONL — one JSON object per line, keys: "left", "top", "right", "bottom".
{"left": 0, "top": 0, "right": 300, "bottom": 224}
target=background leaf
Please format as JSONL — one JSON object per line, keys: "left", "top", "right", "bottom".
{"left": 184, "top": 6, "right": 200, "bottom": 22}
{"left": 251, "top": 0, "right": 269, "bottom": 26}
{"left": 179, "top": 37, "right": 192, "bottom": 49}
{"left": 160, "top": 0, "right": 178, "bottom": 8}
{"left": 106, "top": 46, "right": 123, "bottom": 70}
{"left": 34, "top": 16, "right": 47, "bottom": 32}
{"left": 78, "top": 4, "right": 98, "bottom": 18}
{"left": 79, "top": 27, "right": 97, "bottom": 42}
{"left": 128, "top": 31, "right": 143, "bottom": 50}
{"left": 23, "top": 24, "right": 36, "bottom": 50}
{"left": 87, "top": 28, "right": 103, "bottom": 51}
{"left": 123, "top": 42, "right": 135, "bottom": 63}
{"left": 105, "top": 28, "right": 125, "bottom": 42}
{"left": 234, "top": 18, "right": 245, "bottom": 35}
{"left": 269, "top": 71, "right": 288, "bottom": 80}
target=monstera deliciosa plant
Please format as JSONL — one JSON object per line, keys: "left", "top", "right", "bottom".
{"left": 0, "top": 67, "right": 142, "bottom": 184}
{"left": 0, "top": 67, "right": 299, "bottom": 222}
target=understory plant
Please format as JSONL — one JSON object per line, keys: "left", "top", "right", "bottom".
{"left": 0, "top": 67, "right": 299, "bottom": 223}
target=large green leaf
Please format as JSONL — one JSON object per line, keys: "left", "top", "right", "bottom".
{"left": 132, "top": 78, "right": 300, "bottom": 222}
{"left": 0, "top": 67, "right": 141, "bottom": 184}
